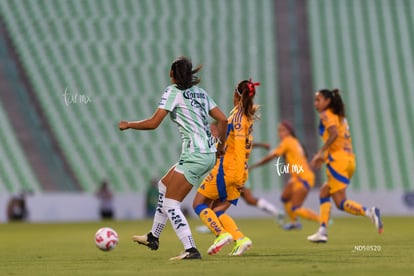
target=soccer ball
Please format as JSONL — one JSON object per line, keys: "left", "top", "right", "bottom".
{"left": 95, "top": 227, "right": 119, "bottom": 251}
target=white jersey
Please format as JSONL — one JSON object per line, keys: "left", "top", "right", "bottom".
{"left": 158, "top": 84, "right": 218, "bottom": 154}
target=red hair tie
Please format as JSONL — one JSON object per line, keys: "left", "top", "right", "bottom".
{"left": 247, "top": 78, "right": 260, "bottom": 97}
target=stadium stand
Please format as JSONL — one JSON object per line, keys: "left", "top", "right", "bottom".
{"left": 0, "top": 102, "right": 41, "bottom": 194}
{"left": 0, "top": 29, "right": 42, "bottom": 193}
{"left": 0, "top": 0, "right": 279, "bottom": 193}
{"left": 0, "top": 13, "right": 80, "bottom": 192}
{"left": 0, "top": 0, "right": 411, "bottom": 195}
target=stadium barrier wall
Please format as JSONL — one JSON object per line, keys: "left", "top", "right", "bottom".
{"left": 1, "top": 189, "right": 413, "bottom": 223}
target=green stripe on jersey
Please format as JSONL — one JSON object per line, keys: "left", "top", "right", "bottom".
{"left": 158, "top": 85, "right": 217, "bottom": 154}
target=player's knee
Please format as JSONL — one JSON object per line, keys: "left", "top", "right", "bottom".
{"left": 162, "top": 198, "right": 181, "bottom": 214}
{"left": 215, "top": 210, "right": 225, "bottom": 217}
{"left": 319, "top": 197, "right": 331, "bottom": 205}
{"left": 292, "top": 205, "right": 301, "bottom": 212}
{"left": 319, "top": 184, "right": 330, "bottom": 197}
{"left": 336, "top": 199, "right": 346, "bottom": 210}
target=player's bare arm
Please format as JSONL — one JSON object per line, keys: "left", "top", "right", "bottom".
{"left": 119, "top": 109, "right": 169, "bottom": 131}
{"left": 311, "top": 125, "right": 338, "bottom": 169}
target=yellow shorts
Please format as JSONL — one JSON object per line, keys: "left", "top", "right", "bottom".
{"left": 326, "top": 152, "right": 355, "bottom": 194}
{"left": 290, "top": 173, "right": 315, "bottom": 192}
{"left": 197, "top": 159, "right": 243, "bottom": 205}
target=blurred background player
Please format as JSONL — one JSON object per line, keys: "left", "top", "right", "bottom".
{"left": 240, "top": 180, "right": 284, "bottom": 224}
{"left": 119, "top": 56, "right": 227, "bottom": 260}
{"left": 7, "top": 191, "right": 29, "bottom": 222}
{"left": 307, "top": 89, "right": 383, "bottom": 243}
{"left": 250, "top": 121, "right": 319, "bottom": 230}
{"left": 95, "top": 180, "right": 114, "bottom": 220}
{"left": 193, "top": 79, "right": 260, "bottom": 256}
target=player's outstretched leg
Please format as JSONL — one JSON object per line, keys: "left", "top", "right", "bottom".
{"left": 132, "top": 232, "right": 160, "bottom": 250}
{"left": 307, "top": 196, "right": 330, "bottom": 243}
{"left": 368, "top": 206, "right": 383, "bottom": 234}
{"left": 132, "top": 180, "right": 167, "bottom": 250}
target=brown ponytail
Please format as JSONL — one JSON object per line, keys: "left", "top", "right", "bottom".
{"left": 235, "top": 79, "right": 260, "bottom": 120}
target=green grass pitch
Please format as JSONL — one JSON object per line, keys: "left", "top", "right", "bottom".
{"left": 1, "top": 217, "right": 413, "bottom": 275}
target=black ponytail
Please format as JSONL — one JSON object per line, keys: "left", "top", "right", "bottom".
{"left": 318, "top": 88, "right": 346, "bottom": 117}
{"left": 171, "top": 56, "right": 202, "bottom": 90}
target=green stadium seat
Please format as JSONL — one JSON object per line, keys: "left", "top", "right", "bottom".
{"left": 0, "top": 0, "right": 282, "bottom": 194}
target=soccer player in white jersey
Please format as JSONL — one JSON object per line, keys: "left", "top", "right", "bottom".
{"left": 119, "top": 56, "right": 227, "bottom": 260}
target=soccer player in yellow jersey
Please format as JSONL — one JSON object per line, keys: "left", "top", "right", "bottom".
{"left": 214, "top": 122, "right": 284, "bottom": 219}
{"left": 307, "top": 89, "right": 383, "bottom": 243}
{"left": 250, "top": 121, "right": 319, "bottom": 229}
{"left": 195, "top": 123, "right": 285, "bottom": 234}
{"left": 193, "top": 79, "right": 260, "bottom": 256}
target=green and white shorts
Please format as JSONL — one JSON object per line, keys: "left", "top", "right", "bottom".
{"left": 175, "top": 152, "right": 217, "bottom": 186}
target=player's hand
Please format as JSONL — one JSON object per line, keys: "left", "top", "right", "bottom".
{"left": 119, "top": 121, "right": 129, "bottom": 131}
{"left": 262, "top": 143, "right": 271, "bottom": 150}
{"left": 248, "top": 164, "right": 257, "bottom": 171}
{"left": 236, "top": 184, "right": 244, "bottom": 193}
{"left": 311, "top": 151, "right": 325, "bottom": 169}
{"left": 216, "top": 148, "right": 225, "bottom": 159}
{"left": 253, "top": 142, "right": 270, "bottom": 150}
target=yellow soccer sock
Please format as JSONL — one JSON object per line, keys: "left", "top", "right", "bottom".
{"left": 341, "top": 199, "right": 366, "bottom": 216}
{"left": 284, "top": 201, "right": 297, "bottom": 222}
{"left": 218, "top": 213, "right": 244, "bottom": 240}
{"left": 198, "top": 208, "right": 225, "bottom": 236}
{"left": 294, "top": 207, "right": 319, "bottom": 222}
{"left": 319, "top": 197, "right": 332, "bottom": 227}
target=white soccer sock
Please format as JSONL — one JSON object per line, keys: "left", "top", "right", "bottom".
{"left": 150, "top": 181, "right": 168, "bottom": 238}
{"left": 163, "top": 197, "right": 196, "bottom": 250}
{"left": 257, "top": 198, "right": 280, "bottom": 216}
{"left": 318, "top": 225, "right": 327, "bottom": 235}
{"left": 364, "top": 207, "right": 372, "bottom": 218}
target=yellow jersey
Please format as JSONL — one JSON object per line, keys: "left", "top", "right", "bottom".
{"left": 198, "top": 106, "right": 253, "bottom": 203}
{"left": 272, "top": 135, "right": 314, "bottom": 181}
{"left": 319, "top": 109, "right": 353, "bottom": 155}
{"left": 219, "top": 106, "right": 253, "bottom": 184}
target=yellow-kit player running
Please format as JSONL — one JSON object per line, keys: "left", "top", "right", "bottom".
{"left": 193, "top": 79, "right": 260, "bottom": 256}
{"left": 213, "top": 122, "right": 284, "bottom": 220}
{"left": 250, "top": 121, "right": 319, "bottom": 229}
{"left": 307, "top": 89, "right": 383, "bottom": 243}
